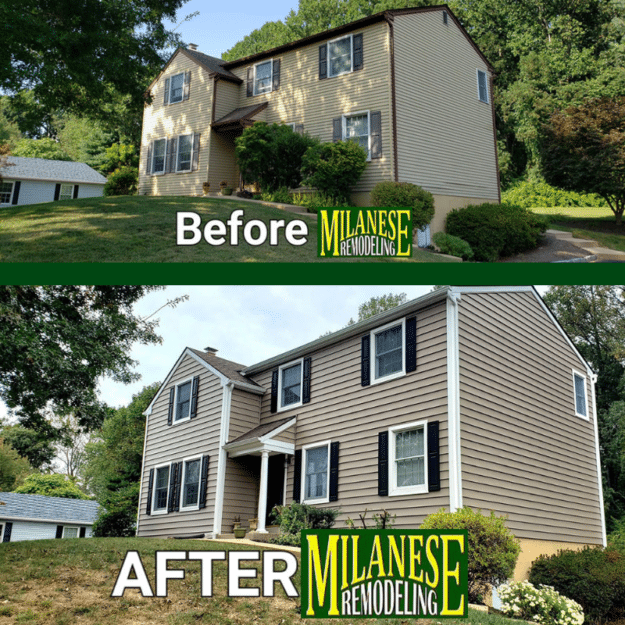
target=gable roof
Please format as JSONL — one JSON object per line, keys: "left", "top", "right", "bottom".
{"left": 0, "top": 157, "right": 107, "bottom": 185}
{"left": 0, "top": 493, "right": 100, "bottom": 525}
{"left": 212, "top": 102, "right": 269, "bottom": 130}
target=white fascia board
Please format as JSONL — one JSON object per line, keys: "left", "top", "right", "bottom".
{"left": 135, "top": 410, "right": 150, "bottom": 534}
{"left": 259, "top": 417, "right": 297, "bottom": 443}
{"left": 212, "top": 380, "right": 234, "bottom": 537}
{"left": 226, "top": 439, "right": 295, "bottom": 458}
{"left": 590, "top": 373, "right": 607, "bottom": 546}
{"left": 0, "top": 516, "right": 95, "bottom": 525}
{"left": 232, "top": 380, "right": 266, "bottom": 395}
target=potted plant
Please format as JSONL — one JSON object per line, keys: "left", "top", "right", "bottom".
{"left": 233, "top": 515, "right": 241, "bottom": 530}
{"left": 234, "top": 526, "right": 246, "bottom": 539}
{"left": 219, "top": 180, "right": 228, "bottom": 189}
{"left": 221, "top": 187, "right": 233, "bottom": 196}
{"left": 248, "top": 518, "right": 258, "bottom": 531}
{"left": 202, "top": 182, "right": 210, "bottom": 195}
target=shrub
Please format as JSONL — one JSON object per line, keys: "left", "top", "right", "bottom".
{"left": 608, "top": 516, "right": 625, "bottom": 553}
{"left": 260, "top": 186, "right": 292, "bottom": 204}
{"left": 445, "top": 202, "right": 548, "bottom": 261}
{"left": 104, "top": 166, "right": 138, "bottom": 196}
{"left": 432, "top": 232, "right": 474, "bottom": 260}
{"left": 291, "top": 191, "right": 351, "bottom": 212}
{"left": 498, "top": 580, "right": 584, "bottom": 625}
{"left": 92, "top": 507, "right": 136, "bottom": 537}
{"left": 529, "top": 547, "right": 625, "bottom": 624}
{"left": 502, "top": 180, "right": 607, "bottom": 208}
{"left": 420, "top": 507, "right": 520, "bottom": 603}
{"left": 370, "top": 181, "right": 435, "bottom": 230}
{"left": 271, "top": 502, "right": 339, "bottom": 545}
{"left": 301, "top": 140, "right": 367, "bottom": 203}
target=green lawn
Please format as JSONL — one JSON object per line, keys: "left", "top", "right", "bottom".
{"left": 0, "top": 537, "right": 526, "bottom": 625}
{"left": 0, "top": 196, "right": 456, "bottom": 263}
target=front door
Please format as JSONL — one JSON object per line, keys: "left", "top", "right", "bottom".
{"left": 265, "top": 454, "right": 285, "bottom": 525}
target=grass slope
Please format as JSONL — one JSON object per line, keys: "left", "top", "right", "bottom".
{"left": 0, "top": 537, "right": 526, "bottom": 625}
{"left": 0, "top": 196, "right": 455, "bottom": 263}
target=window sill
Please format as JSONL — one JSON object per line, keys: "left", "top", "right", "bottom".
{"left": 370, "top": 370, "right": 406, "bottom": 386}
{"left": 172, "top": 415, "right": 191, "bottom": 425}
{"left": 302, "top": 497, "right": 330, "bottom": 505}
{"left": 277, "top": 400, "right": 303, "bottom": 413}
{"left": 151, "top": 509, "right": 168, "bottom": 515}
{"left": 389, "top": 485, "right": 428, "bottom": 497}
{"left": 180, "top": 505, "right": 200, "bottom": 512}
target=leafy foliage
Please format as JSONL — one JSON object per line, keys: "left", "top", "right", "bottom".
{"left": 370, "top": 181, "right": 435, "bottom": 230}
{"left": 301, "top": 140, "right": 367, "bottom": 203}
{"left": 102, "top": 144, "right": 139, "bottom": 175}
{"left": 0, "top": 423, "right": 56, "bottom": 470}
{"left": 104, "top": 166, "right": 138, "bottom": 196}
{"left": 432, "top": 232, "right": 474, "bottom": 260}
{"left": 0, "top": 438, "right": 31, "bottom": 491}
{"left": 270, "top": 502, "right": 339, "bottom": 545}
{"left": 235, "top": 123, "right": 319, "bottom": 192}
{"left": 11, "top": 138, "right": 72, "bottom": 161}
{"left": 420, "top": 507, "right": 520, "bottom": 603}
{"left": 349, "top": 292, "right": 407, "bottom": 325}
{"left": 539, "top": 97, "right": 625, "bottom": 224}
{"left": 14, "top": 473, "right": 89, "bottom": 499}
{"left": 529, "top": 547, "right": 625, "bottom": 624}
{"left": 502, "top": 180, "right": 607, "bottom": 209}
{"left": 260, "top": 186, "right": 293, "bottom": 204}
{"left": 445, "top": 202, "right": 548, "bottom": 261}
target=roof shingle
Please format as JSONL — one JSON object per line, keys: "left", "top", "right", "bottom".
{"left": 0, "top": 493, "right": 100, "bottom": 524}
{"left": 0, "top": 157, "right": 107, "bottom": 185}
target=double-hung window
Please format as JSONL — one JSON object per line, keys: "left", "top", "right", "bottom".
{"left": 302, "top": 442, "right": 330, "bottom": 503}
{"left": 153, "top": 465, "right": 170, "bottom": 513}
{"left": 573, "top": 370, "right": 588, "bottom": 418}
{"left": 170, "top": 73, "right": 185, "bottom": 104}
{"left": 389, "top": 421, "right": 427, "bottom": 496}
{"left": 477, "top": 69, "right": 489, "bottom": 103}
{"left": 62, "top": 526, "right": 79, "bottom": 538}
{"left": 328, "top": 35, "right": 353, "bottom": 77}
{"left": 343, "top": 112, "right": 370, "bottom": 159}
{"left": 0, "top": 181, "right": 13, "bottom": 204}
{"left": 371, "top": 318, "right": 405, "bottom": 384}
{"left": 152, "top": 138, "right": 167, "bottom": 174}
{"left": 254, "top": 60, "right": 273, "bottom": 95}
{"left": 59, "top": 184, "right": 74, "bottom": 201}
{"left": 177, "top": 134, "right": 193, "bottom": 172}
{"left": 181, "top": 457, "right": 201, "bottom": 509}
{"left": 175, "top": 380, "right": 192, "bottom": 422}
{"left": 279, "top": 359, "right": 303, "bottom": 410}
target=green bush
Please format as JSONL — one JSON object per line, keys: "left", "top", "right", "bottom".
{"left": 502, "top": 180, "right": 606, "bottom": 208}
{"left": 445, "top": 202, "right": 548, "bottom": 261}
{"left": 498, "top": 580, "right": 584, "bottom": 625}
{"left": 270, "top": 502, "right": 339, "bottom": 546}
{"left": 432, "top": 232, "right": 474, "bottom": 260}
{"left": 370, "top": 181, "right": 435, "bottom": 230}
{"left": 92, "top": 508, "right": 136, "bottom": 537}
{"left": 608, "top": 516, "right": 625, "bottom": 553}
{"left": 261, "top": 186, "right": 292, "bottom": 204}
{"left": 301, "top": 140, "right": 367, "bottom": 203}
{"left": 104, "top": 166, "right": 138, "bottom": 196}
{"left": 420, "top": 507, "right": 520, "bottom": 603}
{"left": 291, "top": 191, "right": 351, "bottom": 212}
{"left": 529, "top": 547, "right": 625, "bottom": 624}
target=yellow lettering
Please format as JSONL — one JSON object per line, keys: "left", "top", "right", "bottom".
{"left": 367, "top": 210, "right": 378, "bottom": 235}
{"left": 387, "top": 210, "right": 397, "bottom": 241}
{"left": 351, "top": 535, "right": 366, "bottom": 585}
{"left": 426, "top": 535, "right": 439, "bottom": 588}
{"left": 441, "top": 535, "right": 465, "bottom": 616}
{"left": 408, "top": 535, "right": 424, "bottom": 582}
{"left": 306, "top": 534, "right": 340, "bottom": 616}
{"left": 319, "top": 210, "right": 340, "bottom": 257}
{"left": 355, "top": 211, "right": 366, "bottom": 236}
{"left": 378, "top": 211, "right": 387, "bottom": 238}
{"left": 388, "top": 535, "right": 406, "bottom": 578}
{"left": 341, "top": 535, "right": 349, "bottom": 590}
{"left": 367, "top": 535, "right": 386, "bottom": 579}
{"left": 396, "top": 210, "right": 411, "bottom": 256}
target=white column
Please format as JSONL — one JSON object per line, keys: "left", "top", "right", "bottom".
{"left": 257, "top": 450, "right": 269, "bottom": 533}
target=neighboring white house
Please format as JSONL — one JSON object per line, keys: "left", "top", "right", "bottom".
{"left": 0, "top": 493, "right": 100, "bottom": 542}
{"left": 0, "top": 157, "right": 106, "bottom": 207}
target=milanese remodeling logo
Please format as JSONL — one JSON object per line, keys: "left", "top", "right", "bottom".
{"left": 317, "top": 208, "right": 412, "bottom": 258}
{"left": 301, "top": 529, "right": 468, "bottom": 619}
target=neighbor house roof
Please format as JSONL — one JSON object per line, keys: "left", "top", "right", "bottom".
{"left": 0, "top": 493, "right": 100, "bottom": 525}
{"left": 0, "top": 157, "right": 107, "bottom": 185}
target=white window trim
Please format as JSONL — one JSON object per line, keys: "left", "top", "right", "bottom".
{"left": 253, "top": 59, "right": 273, "bottom": 96}
{"left": 389, "top": 419, "right": 428, "bottom": 497}
{"left": 277, "top": 358, "right": 304, "bottom": 412}
{"left": 176, "top": 134, "right": 194, "bottom": 173}
{"left": 370, "top": 317, "right": 406, "bottom": 385}
{"left": 152, "top": 138, "right": 167, "bottom": 175}
{"left": 62, "top": 526, "right": 80, "bottom": 538}
{"left": 476, "top": 69, "right": 489, "bottom": 104}
{"left": 328, "top": 34, "right": 353, "bottom": 78}
{"left": 59, "top": 184, "right": 74, "bottom": 201}
{"left": 342, "top": 110, "right": 371, "bottom": 161}
{"left": 0, "top": 180, "right": 14, "bottom": 205}
{"left": 152, "top": 462, "right": 172, "bottom": 515}
{"left": 301, "top": 440, "right": 331, "bottom": 504}
{"left": 169, "top": 72, "right": 185, "bottom": 104}
{"left": 180, "top": 455, "right": 202, "bottom": 511}
{"left": 173, "top": 376, "right": 194, "bottom": 424}
{"left": 572, "top": 369, "right": 589, "bottom": 420}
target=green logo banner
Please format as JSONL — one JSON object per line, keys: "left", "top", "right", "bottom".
{"left": 301, "top": 529, "right": 468, "bottom": 619}
{"left": 317, "top": 208, "right": 413, "bottom": 258}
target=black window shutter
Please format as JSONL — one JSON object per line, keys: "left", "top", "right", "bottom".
{"left": 79, "top": 527, "right": 86, "bottom": 538}
{"left": 2, "top": 522, "right": 12, "bottom": 542}
{"left": 443, "top": 10, "right": 448, "bottom": 24}
{"left": 73, "top": 185, "right": 79, "bottom": 199}
{"left": 247, "top": 67, "right": 254, "bottom": 97}
{"left": 199, "top": 455, "right": 210, "bottom": 509}
{"left": 168, "top": 463, "right": 177, "bottom": 512}
{"left": 378, "top": 431, "right": 389, "bottom": 496}
{"left": 361, "top": 335, "right": 371, "bottom": 386}
{"left": 11, "top": 181, "right": 20, "bottom": 205}
{"left": 302, "top": 357, "right": 311, "bottom": 404}
{"left": 370, "top": 111, "right": 382, "bottom": 159}
{"left": 272, "top": 59, "right": 281, "bottom": 91}
{"left": 56, "top": 525, "right": 63, "bottom": 539}
{"left": 329, "top": 441, "right": 339, "bottom": 502}
{"left": 54, "top": 183, "right": 61, "bottom": 201}
{"left": 174, "top": 461, "right": 183, "bottom": 511}
{"left": 405, "top": 315, "right": 417, "bottom": 373}
{"left": 319, "top": 44, "right": 327, "bottom": 80}
{"left": 183, "top": 71, "right": 191, "bottom": 101}
{"left": 192, "top": 133, "right": 200, "bottom": 171}
{"left": 164, "top": 78, "right": 170, "bottom": 105}
{"left": 147, "top": 142, "right": 153, "bottom": 175}
{"left": 294, "top": 124, "right": 304, "bottom": 134}
{"left": 146, "top": 468, "right": 154, "bottom": 515}
{"left": 353, "top": 33, "right": 363, "bottom": 71}
{"left": 270, "top": 369, "right": 279, "bottom": 413}
{"left": 333, "top": 117, "right": 342, "bottom": 142}
{"left": 293, "top": 449, "right": 302, "bottom": 502}
{"left": 167, "top": 387, "right": 175, "bottom": 425}
{"left": 190, "top": 375, "right": 200, "bottom": 418}
{"left": 427, "top": 421, "right": 441, "bottom": 492}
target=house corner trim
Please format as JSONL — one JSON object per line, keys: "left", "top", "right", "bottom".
{"left": 212, "top": 380, "right": 234, "bottom": 538}
{"left": 446, "top": 291, "right": 463, "bottom": 512}
{"left": 590, "top": 372, "right": 607, "bottom": 546}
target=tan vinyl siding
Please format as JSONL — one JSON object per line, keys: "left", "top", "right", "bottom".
{"left": 137, "top": 354, "right": 223, "bottom": 537}
{"left": 230, "top": 22, "right": 393, "bottom": 193}
{"left": 228, "top": 388, "right": 261, "bottom": 441}
{"left": 222, "top": 456, "right": 260, "bottom": 531}
{"left": 393, "top": 10, "right": 499, "bottom": 201}
{"left": 458, "top": 291, "right": 603, "bottom": 544}
{"left": 249, "top": 301, "right": 449, "bottom": 528}
{"left": 138, "top": 53, "right": 211, "bottom": 196}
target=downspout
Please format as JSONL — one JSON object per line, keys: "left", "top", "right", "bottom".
{"left": 212, "top": 380, "right": 234, "bottom": 538}
{"left": 446, "top": 290, "right": 463, "bottom": 511}
{"left": 385, "top": 13, "right": 400, "bottom": 183}
{"left": 590, "top": 372, "right": 607, "bottom": 546}
{"left": 135, "top": 407, "right": 151, "bottom": 535}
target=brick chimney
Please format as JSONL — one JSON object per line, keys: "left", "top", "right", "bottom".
{"left": 204, "top": 346, "right": 218, "bottom": 355}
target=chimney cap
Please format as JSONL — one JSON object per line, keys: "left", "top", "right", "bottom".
{"left": 187, "top": 43, "right": 198, "bottom": 51}
{"left": 204, "top": 346, "right": 218, "bottom": 355}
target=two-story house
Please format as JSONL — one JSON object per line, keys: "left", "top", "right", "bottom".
{"left": 138, "top": 6, "right": 500, "bottom": 233}
{"left": 136, "top": 286, "right": 605, "bottom": 580}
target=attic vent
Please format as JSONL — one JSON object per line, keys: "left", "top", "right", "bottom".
{"left": 188, "top": 43, "right": 199, "bottom": 51}
{"left": 443, "top": 11, "right": 448, "bottom": 24}
{"left": 204, "top": 346, "right": 218, "bottom": 355}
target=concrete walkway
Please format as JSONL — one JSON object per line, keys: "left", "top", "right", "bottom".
{"left": 548, "top": 229, "right": 625, "bottom": 263}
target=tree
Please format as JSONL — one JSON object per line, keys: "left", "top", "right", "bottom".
{"left": 11, "top": 138, "right": 72, "bottom": 161}
{"left": 539, "top": 97, "right": 625, "bottom": 224}
{"left": 348, "top": 292, "right": 408, "bottom": 325}
{"left": 0, "top": 286, "right": 163, "bottom": 434}
{"left": 0, "top": 439, "right": 31, "bottom": 491}
{"left": 0, "top": 423, "right": 56, "bottom": 470}
{"left": 0, "top": 143, "right": 12, "bottom": 183}
{"left": 14, "top": 474, "right": 89, "bottom": 499}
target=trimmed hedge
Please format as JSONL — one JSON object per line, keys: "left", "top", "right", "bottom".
{"left": 445, "top": 202, "right": 548, "bottom": 261}
{"left": 503, "top": 180, "right": 607, "bottom": 209}
{"left": 370, "top": 181, "right": 435, "bottom": 230}
{"left": 432, "top": 232, "right": 473, "bottom": 260}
